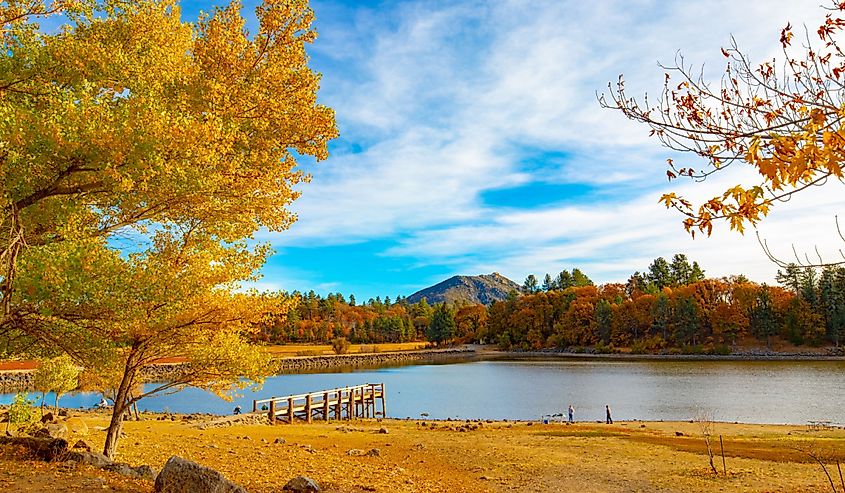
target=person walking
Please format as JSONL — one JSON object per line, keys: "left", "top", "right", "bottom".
{"left": 568, "top": 404, "right": 574, "bottom": 424}
{"left": 605, "top": 405, "right": 613, "bottom": 424}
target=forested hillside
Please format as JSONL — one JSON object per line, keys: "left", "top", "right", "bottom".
{"left": 256, "top": 254, "right": 845, "bottom": 353}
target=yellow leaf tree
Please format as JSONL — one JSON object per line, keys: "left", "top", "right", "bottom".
{"left": 31, "top": 354, "right": 80, "bottom": 415}
{"left": 0, "top": 0, "right": 335, "bottom": 459}
{"left": 601, "top": 3, "right": 845, "bottom": 257}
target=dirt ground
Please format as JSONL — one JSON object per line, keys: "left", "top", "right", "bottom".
{"left": 1, "top": 412, "right": 844, "bottom": 493}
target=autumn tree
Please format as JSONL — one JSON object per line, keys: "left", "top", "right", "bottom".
{"left": 0, "top": 0, "right": 336, "bottom": 459}
{"left": 602, "top": 2, "right": 845, "bottom": 255}
{"left": 32, "top": 354, "right": 79, "bottom": 415}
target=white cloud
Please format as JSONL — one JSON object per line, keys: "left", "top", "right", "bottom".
{"left": 265, "top": 0, "right": 841, "bottom": 287}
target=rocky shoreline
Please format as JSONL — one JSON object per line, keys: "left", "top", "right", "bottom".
{"left": 490, "top": 347, "right": 845, "bottom": 361}
{"left": 4, "top": 346, "right": 843, "bottom": 393}
{"left": 0, "top": 348, "right": 476, "bottom": 393}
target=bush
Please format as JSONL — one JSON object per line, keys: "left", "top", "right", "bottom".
{"left": 5, "top": 393, "right": 36, "bottom": 433}
{"left": 594, "top": 342, "right": 616, "bottom": 354}
{"left": 358, "top": 345, "right": 381, "bottom": 353}
{"left": 708, "top": 344, "right": 732, "bottom": 355}
{"left": 295, "top": 349, "right": 323, "bottom": 356}
{"left": 331, "top": 337, "right": 351, "bottom": 355}
{"left": 681, "top": 344, "right": 705, "bottom": 355}
{"left": 497, "top": 333, "right": 512, "bottom": 350}
{"left": 630, "top": 335, "right": 666, "bottom": 354}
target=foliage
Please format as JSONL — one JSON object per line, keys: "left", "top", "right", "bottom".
{"left": 427, "top": 303, "right": 456, "bottom": 343}
{"left": 0, "top": 0, "right": 336, "bottom": 460}
{"left": 32, "top": 354, "right": 79, "bottom": 413}
{"left": 331, "top": 337, "right": 350, "bottom": 355}
{"left": 5, "top": 392, "right": 36, "bottom": 433}
{"left": 602, "top": 3, "right": 845, "bottom": 239}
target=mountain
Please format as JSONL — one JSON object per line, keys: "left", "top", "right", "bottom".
{"left": 406, "top": 273, "right": 520, "bottom": 305}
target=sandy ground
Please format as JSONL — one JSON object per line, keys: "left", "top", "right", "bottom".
{"left": 2, "top": 412, "right": 844, "bottom": 493}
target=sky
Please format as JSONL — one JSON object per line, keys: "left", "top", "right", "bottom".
{"left": 178, "top": 0, "right": 844, "bottom": 301}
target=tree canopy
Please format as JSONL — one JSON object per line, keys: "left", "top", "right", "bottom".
{"left": 602, "top": 2, "right": 845, "bottom": 246}
{"left": 0, "top": 0, "right": 337, "bottom": 458}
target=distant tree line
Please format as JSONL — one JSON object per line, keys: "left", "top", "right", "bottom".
{"left": 255, "top": 255, "right": 845, "bottom": 353}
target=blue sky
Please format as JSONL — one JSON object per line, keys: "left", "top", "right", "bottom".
{"left": 179, "top": 0, "right": 843, "bottom": 301}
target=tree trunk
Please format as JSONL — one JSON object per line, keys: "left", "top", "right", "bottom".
{"left": 102, "top": 356, "right": 137, "bottom": 460}
{"left": 54, "top": 393, "right": 60, "bottom": 415}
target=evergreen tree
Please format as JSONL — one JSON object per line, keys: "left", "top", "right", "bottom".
{"left": 571, "top": 268, "right": 594, "bottom": 287}
{"left": 647, "top": 257, "right": 673, "bottom": 290}
{"left": 749, "top": 285, "right": 777, "bottom": 348}
{"left": 556, "top": 270, "right": 574, "bottom": 290}
{"left": 542, "top": 273, "right": 554, "bottom": 292}
{"left": 595, "top": 299, "right": 614, "bottom": 344}
{"left": 523, "top": 274, "right": 539, "bottom": 294}
{"left": 349, "top": 294, "right": 356, "bottom": 306}
{"left": 651, "top": 292, "right": 672, "bottom": 340}
{"left": 673, "top": 297, "right": 700, "bottom": 345}
{"left": 670, "top": 254, "right": 693, "bottom": 285}
{"left": 427, "top": 303, "right": 456, "bottom": 343}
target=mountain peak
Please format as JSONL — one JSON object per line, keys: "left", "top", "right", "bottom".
{"left": 406, "top": 273, "right": 520, "bottom": 305}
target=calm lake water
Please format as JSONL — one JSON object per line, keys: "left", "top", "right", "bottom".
{"left": 3, "top": 359, "right": 844, "bottom": 424}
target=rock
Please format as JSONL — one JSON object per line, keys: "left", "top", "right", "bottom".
{"left": 274, "top": 437, "right": 286, "bottom": 444}
{"left": 378, "top": 427, "right": 389, "bottom": 434}
{"left": 104, "top": 462, "right": 157, "bottom": 481}
{"left": 365, "top": 448, "right": 381, "bottom": 457}
{"left": 65, "top": 417, "right": 88, "bottom": 435}
{"left": 41, "top": 412, "right": 55, "bottom": 424}
{"left": 71, "top": 439, "right": 92, "bottom": 452}
{"left": 282, "top": 476, "right": 321, "bottom": 492}
{"left": 58, "top": 409, "right": 69, "bottom": 417}
{"left": 346, "top": 449, "right": 365, "bottom": 456}
{"left": 133, "top": 465, "right": 158, "bottom": 481}
{"left": 65, "top": 451, "right": 112, "bottom": 468}
{"left": 34, "top": 422, "right": 68, "bottom": 439}
{"left": 0, "top": 436, "right": 68, "bottom": 461}
{"left": 155, "top": 456, "right": 248, "bottom": 493}
{"left": 675, "top": 431, "right": 684, "bottom": 436}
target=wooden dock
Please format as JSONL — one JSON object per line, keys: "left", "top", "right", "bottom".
{"left": 252, "top": 383, "right": 386, "bottom": 425}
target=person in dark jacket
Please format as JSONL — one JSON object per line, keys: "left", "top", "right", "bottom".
{"left": 605, "top": 405, "right": 613, "bottom": 424}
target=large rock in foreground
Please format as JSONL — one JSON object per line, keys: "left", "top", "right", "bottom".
{"left": 155, "top": 456, "right": 248, "bottom": 493}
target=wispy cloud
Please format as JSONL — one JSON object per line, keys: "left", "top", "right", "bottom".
{"left": 245, "top": 0, "right": 841, "bottom": 298}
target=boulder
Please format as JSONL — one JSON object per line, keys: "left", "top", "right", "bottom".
{"left": 282, "top": 476, "right": 321, "bottom": 492}
{"left": 346, "top": 449, "right": 365, "bottom": 456}
{"left": 41, "top": 412, "right": 55, "bottom": 424}
{"left": 377, "top": 427, "right": 389, "bottom": 434}
{"left": 65, "top": 451, "right": 112, "bottom": 468}
{"left": 365, "top": 448, "right": 381, "bottom": 457}
{"left": 155, "top": 456, "right": 248, "bottom": 493}
{"left": 71, "top": 439, "right": 92, "bottom": 452}
{"left": 0, "top": 436, "right": 68, "bottom": 461}
{"left": 65, "top": 417, "right": 89, "bottom": 435}
{"left": 35, "top": 422, "right": 68, "bottom": 439}
{"left": 104, "top": 462, "right": 158, "bottom": 481}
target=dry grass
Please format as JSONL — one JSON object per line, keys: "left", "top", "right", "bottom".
{"left": 2, "top": 413, "right": 844, "bottom": 492}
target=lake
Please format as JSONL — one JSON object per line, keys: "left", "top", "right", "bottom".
{"left": 3, "top": 358, "right": 844, "bottom": 424}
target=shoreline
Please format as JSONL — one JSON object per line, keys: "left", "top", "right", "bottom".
{"left": 485, "top": 348, "right": 845, "bottom": 361}
{"left": 2, "top": 411, "right": 843, "bottom": 492}
{"left": 3, "top": 345, "right": 844, "bottom": 393}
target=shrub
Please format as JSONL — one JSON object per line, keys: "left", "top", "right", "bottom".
{"left": 331, "top": 337, "right": 351, "bottom": 355}
{"left": 497, "top": 333, "right": 512, "bottom": 350}
{"left": 295, "top": 349, "right": 323, "bottom": 357}
{"left": 630, "top": 335, "right": 666, "bottom": 354}
{"left": 5, "top": 393, "right": 36, "bottom": 434}
{"left": 708, "top": 344, "right": 732, "bottom": 355}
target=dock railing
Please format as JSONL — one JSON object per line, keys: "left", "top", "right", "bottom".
{"left": 252, "top": 383, "right": 386, "bottom": 425}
